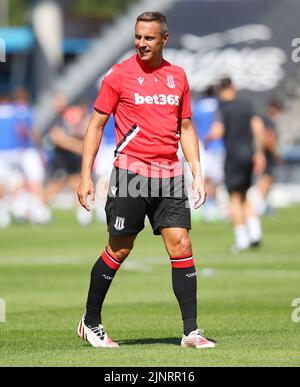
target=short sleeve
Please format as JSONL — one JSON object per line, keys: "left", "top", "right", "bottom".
{"left": 180, "top": 71, "right": 192, "bottom": 119}
{"left": 94, "top": 65, "right": 122, "bottom": 115}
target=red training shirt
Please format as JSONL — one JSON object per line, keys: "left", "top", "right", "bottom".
{"left": 94, "top": 54, "right": 192, "bottom": 178}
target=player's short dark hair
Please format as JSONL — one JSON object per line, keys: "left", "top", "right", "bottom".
{"left": 268, "top": 98, "right": 283, "bottom": 111}
{"left": 219, "top": 77, "right": 234, "bottom": 90}
{"left": 203, "top": 86, "right": 216, "bottom": 98}
{"left": 136, "top": 11, "right": 168, "bottom": 35}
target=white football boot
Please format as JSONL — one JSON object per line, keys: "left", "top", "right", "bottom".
{"left": 77, "top": 316, "right": 119, "bottom": 348}
{"left": 181, "top": 329, "right": 216, "bottom": 349}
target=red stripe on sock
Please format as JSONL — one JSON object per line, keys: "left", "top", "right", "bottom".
{"left": 101, "top": 250, "right": 121, "bottom": 271}
{"left": 171, "top": 257, "right": 195, "bottom": 269}
{"left": 170, "top": 253, "right": 193, "bottom": 260}
{"left": 105, "top": 248, "right": 122, "bottom": 263}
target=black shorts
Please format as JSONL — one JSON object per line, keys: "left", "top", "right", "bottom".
{"left": 105, "top": 167, "right": 191, "bottom": 236}
{"left": 50, "top": 148, "right": 82, "bottom": 178}
{"left": 225, "top": 160, "right": 253, "bottom": 194}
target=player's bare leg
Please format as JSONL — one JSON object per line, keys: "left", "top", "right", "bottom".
{"left": 0, "top": 184, "right": 10, "bottom": 229}
{"left": 256, "top": 174, "right": 274, "bottom": 215}
{"left": 244, "top": 198, "right": 263, "bottom": 247}
{"left": 160, "top": 227, "right": 215, "bottom": 348}
{"left": 107, "top": 234, "right": 137, "bottom": 262}
{"left": 79, "top": 234, "right": 136, "bottom": 348}
{"left": 44, "top": 178, "right": 66, "bottom": 204}
{"left": 229, "top": 192, "right": 250, "bottom": 251}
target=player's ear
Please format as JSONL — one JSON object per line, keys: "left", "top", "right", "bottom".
{"left": 162, "top": 33, "right": 169, "bottom": 46}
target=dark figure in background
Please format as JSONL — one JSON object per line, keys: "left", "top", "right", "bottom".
{"left": 207, "top": 78, "right": 266, "bottom": 252}
{"left": 256, "top": 99, "right": 283, "bottom": 215}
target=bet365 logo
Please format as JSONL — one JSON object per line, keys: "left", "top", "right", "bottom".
{"left": 291, "top": 298, "right": 300, "bottom": 323}
{"left": 0, "top": 298, "right": 6, "bottom": 323}
{"left": 291, "top": 38, "right": 300, "bottom": 63}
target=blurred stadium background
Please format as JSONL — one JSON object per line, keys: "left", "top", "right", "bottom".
{"left": 0, "top": 0, "right": 300, "bottom": 367}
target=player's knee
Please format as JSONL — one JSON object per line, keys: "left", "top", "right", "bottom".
{"left": 108, "top": 235, "right": 136, "bottom": 262}
{"left": 113, "top": 248, "right": 132, "bottom": 262}
{"left": 181, "top": 237, "right": 192, "bottom": 255}
{"left": 172, "top": 235, "right": 192, "bottom": 257}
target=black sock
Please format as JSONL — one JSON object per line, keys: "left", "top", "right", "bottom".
{"left": 85, "top": 249, "right": 121, "bottom": 327}
{"left": 171, "top": 263, "right": 198, "bottom": 336}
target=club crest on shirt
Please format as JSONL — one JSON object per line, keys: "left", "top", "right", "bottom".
{"left": 167, "top": 75, "right": 176, "bottom": 89}
{"left": 114, "top": 217, "right": 125, "bottom": 231}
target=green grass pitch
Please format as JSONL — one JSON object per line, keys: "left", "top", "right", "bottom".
{"left": 0, "top": 206, "right": 300, "bottom": 367}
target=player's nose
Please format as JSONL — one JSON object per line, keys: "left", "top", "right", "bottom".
{"left": 138, "top": 37, "right": 147, "bottom": 48}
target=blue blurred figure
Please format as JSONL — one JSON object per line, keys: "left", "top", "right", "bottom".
{"left": 0, "top": 94, "right": 19, "bottom": 228}
{"left": 12, "top": 89, "right": 50, "bottom": 224}
{"left": 94, "top": 115, "right": 116, "bottom": 223}
{"left": 192, "top": 87, "right": 226, "bottom": 221}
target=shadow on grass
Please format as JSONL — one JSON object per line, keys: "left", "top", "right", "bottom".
{"left": 119, "top": 337, "right": 180, "bottom": 346}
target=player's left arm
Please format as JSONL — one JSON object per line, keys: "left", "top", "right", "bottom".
{"left": 49, "top": 127, "right": 83, "bottom": 155}
{"left": 251, "top": 115, "right": 266, "bottom": 174}
{"left": 205, "top": 109, "right": 225, "bottom": 144}
{"left": 180, "top": 118, "right": 207, "bottom": 208}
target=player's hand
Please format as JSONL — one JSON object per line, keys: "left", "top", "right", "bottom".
{"left": 192, "top": 179, "right": 207, "bottom": 209}
{"left": 77, "top": 176, "right": 95, "bottom": 211}
{"left": 253, "top": 151, "right": 266, "bottom": 175}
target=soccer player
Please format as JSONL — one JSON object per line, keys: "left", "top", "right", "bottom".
{"left": 207, "top": 78, "right": 265, "bottom": 252}
{"left": 77, "top": 11, "right": 215, "bottom": 349}
{"left": 45, "top": 96, "right": 91, "bottom": 225}
{"left": 255, "top": 99, "right": 282, "bottom": 215}
{"left": 12, "top": 89, "right": 51, "bottom": 225}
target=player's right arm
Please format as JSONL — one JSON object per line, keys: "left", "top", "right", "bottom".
{"left": 78, "top": 110, "right": 110, "bottom": 211}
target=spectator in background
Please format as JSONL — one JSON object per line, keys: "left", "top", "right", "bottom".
{"left": 0, "top": 94, "right": 19, "bottom": 228}
{"left": 12, "top": 89, "right": 51, "bottom": 224}
{"left": 255, "top": 99, "right": 283, "bottom": 215}
{"left": 94, "top": 115, "right": 115, "bottom": 223}
{"left": 45, "top": 95, "right": 90, "bottom": 225}
{"left": 207, "top": 78, "right": 265, "bottom": 252}
{"left": 192, "top": 86, "right": 225, "bottom": 222}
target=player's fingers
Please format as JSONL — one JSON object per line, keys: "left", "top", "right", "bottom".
{"left": 194, "top": 190, "right": 207, "bottom": 209}
{"left": 78, "top": 192, "right": 90, "bottom": 211}
{"left": 193, "top": 191, "right": 201, "bottom": 209}
{"left": 199, "top": 194, "right": 207, "bottom": 208}
{"left": 90, "top": 188, "right": 95, "bottom": 205}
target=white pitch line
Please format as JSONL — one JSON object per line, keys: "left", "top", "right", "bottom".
{"left": 121, "top": 261, "right": 152, "bottom": 273}
{"left": 0, "top": 256, "right": 299, "bottom": 278}
{"left": 0, "top": 256, "right": 91, "bottom": 266}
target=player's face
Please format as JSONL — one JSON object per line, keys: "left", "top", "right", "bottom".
{"left": 135, "top": 21, "right": 168, "bottom": 66}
